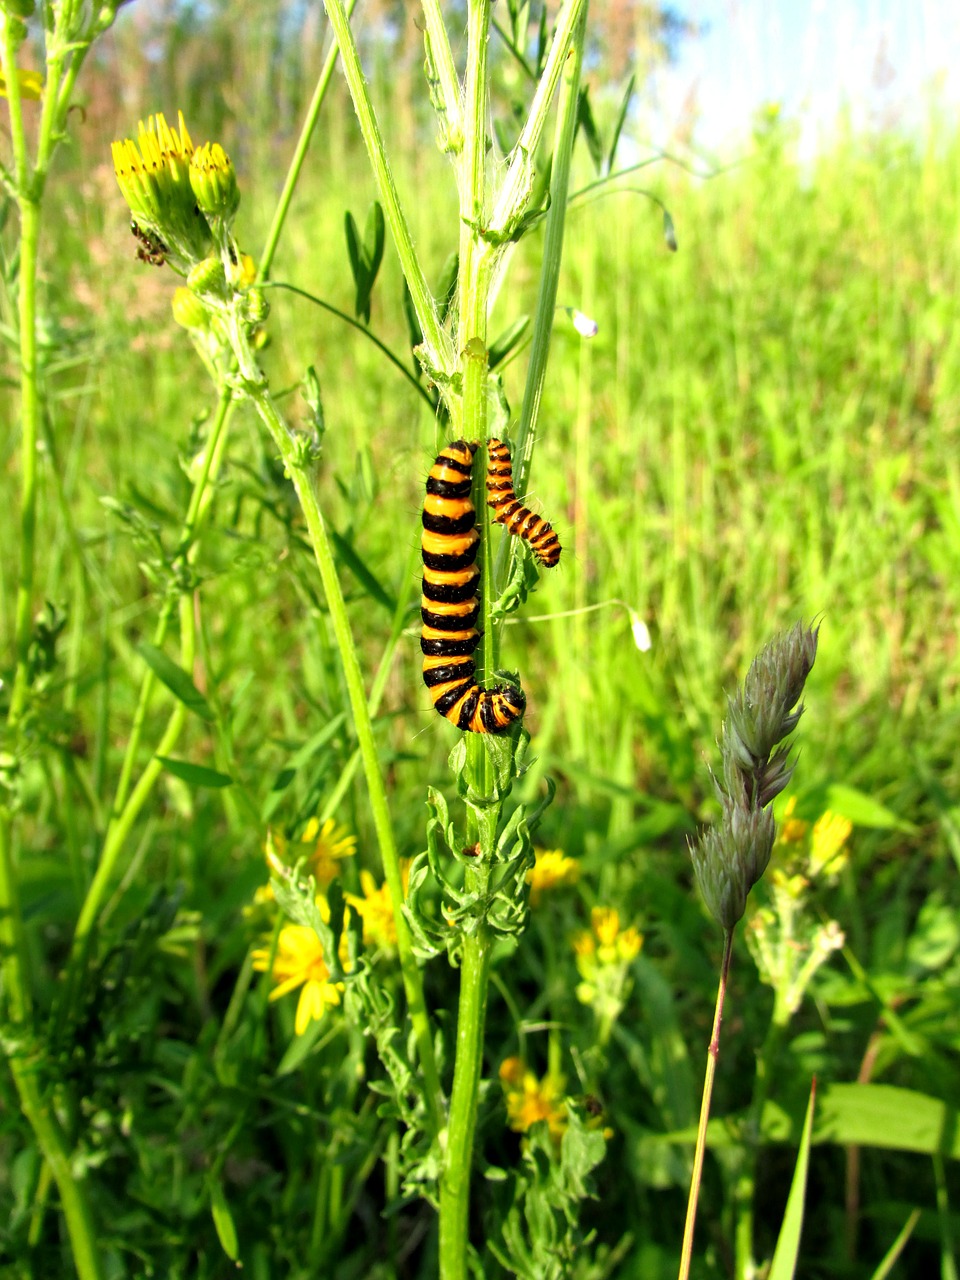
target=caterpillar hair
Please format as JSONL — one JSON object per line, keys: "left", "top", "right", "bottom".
{"left": 421, "top": 440, "right": 526, "bottom": 733}
{"left": 485, "top": 437, "right": 561, "bottom": 567}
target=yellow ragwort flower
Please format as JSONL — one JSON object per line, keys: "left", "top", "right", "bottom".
{"left": 111, "top": 110, "right": 211, "bottom": 268}
{"left": 809, "top": 811, "right": 853, "bottom": 879}
{"left": 527, "top": 848, "right": 579, "bottom": 905}
{"left": 778, "top": 796, "right": 809, "bottom": 845}
{"left": 499, "top": 1058, "right": 568, "bottom": 1140}
{"left": 345, "top": 861, "right": 410, "bottom": 950}
{"left": 252, "top": 922, "right": 345, "bottom": 1036}
{"left": 303, "top": 816, "right": 357, "bottom": 885}
{"left": 588, "top": 907, "right": 643, "bottom": 965}
{"left": 189, "top": 140, "right": 240, "bottom": 223}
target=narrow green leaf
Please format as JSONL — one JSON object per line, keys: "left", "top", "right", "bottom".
{"left": 330, "top": 529, "right": 396, "bottom": 612}
{"left": 209, "top": 1179, "right": 239, "bottom": 1261}
{"left": 869, "top": 1210, "right": 921, "bottom": 1280}
{"left": 769, "top": 1080, "right": 816, "bottom": 1280}
{"left": 576, "top": 87, "right": 604, "bottom": 175}
{"left": 364, "top": 200, "right": 385, "bottom": 283}
{"left": 344, "top": 211, "right": 362, "bottom": 289}
{"left": 606, "top": 73, "right": 636, "bottom": 173}
{"left": 663, "top": 208, "right": 678, "bottom": 252}
{"left": 157, "top": 757, "right": 233, "bottom": 789}
{"left": 489, "top": 316, "right": 529, "bottom": 369}
{"left": 139, "top": 643, "right": 215, "bottom": 722}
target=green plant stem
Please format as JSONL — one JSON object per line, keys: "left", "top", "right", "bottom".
{"left": 420, "top": 0, "right": 462, "bottom": 149}
{"left": 679, "top": 928, "right": 734, "bottom": 1280}
{"left": 232, "top": 340, "right": 444, "bottom": 1137}
{"left": 733, "top": 1001, "right": 790, "bottom": 1279}
{"left": 257, "top": 0, "right": 358, "bottom": 283}
{"left": 0, "top": 15, "right": 106, "bottom": 1275}
{"left": 512, "top": 4, "right": 586, "bottom": 495}
{"left": 321, "top": 0, "right": 453, "bottom": 378}
{"left": 439, "top": 927, "right": 493, "bottom": 1280}
{"left": 488, "top": 0, "right": 586, "bottom": 240}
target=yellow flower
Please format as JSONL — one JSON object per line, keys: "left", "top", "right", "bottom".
{"left": 499, "top": 1058, "right": 568, "bottom": 1140}
{"left": 303, "top": 816, "right": 357, "bottom": 885}
{"left": 809, "top": 811, "right": 852, "bottom": 879}
{"left": 267, "top": 817, "right": 356, "bottom": 888}
{"left": 112, "top": 110, "right": 211, "bottom": 269}
{"left": 578, "top": 907, "right": 643, "bottom": 966}
{"left": 526, "top": 848, "right": 579, "bottom": 904}
{"left": 252, "top": 922, "right": 345, "bottom": 1036}
{"left": 572, "top": 907, "right": 642, "bottom": 1034}
{"left": 0, "top": 69, "right": 42, "bottom": 101}
{"left": 189, "top": 140, "right": 239, "bottom": 223}
{"left": 345, "top": 861, "right": 410, "bottom": 950}
{"left": 778, "top": 796, "right": 809, "bottom": 845}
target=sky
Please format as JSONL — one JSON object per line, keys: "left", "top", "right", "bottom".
{"left": 649, "top": 0, "right": 960, "bottom": 156}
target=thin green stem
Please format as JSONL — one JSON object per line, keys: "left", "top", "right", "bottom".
{"left": 321, "top": 0, "right": 453, "bottom": 378}
{"left": 439, "top": 927, "right": 493, "bottom": 1280}
{"left": 233, "top": 344, "right": 443, "bottom": 1137}
{"left": 257, "top": 0, "right": 358, "bottom": 283}
{"left": 488, "top": 0, "right": 586, "bottom": 239}
{"left": 679, "top": 928, "right": 734, "bottom": 1280}
{"left": 512, "top": 4, "right": 586, "bottom": 495}
{"left": 420, "top": 0, "right": 463, "bottom": 151}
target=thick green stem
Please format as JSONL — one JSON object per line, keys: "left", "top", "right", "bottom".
{"left": 322, "top": 0, "right": 452, "bottom": 379}
{"left": 439, "top": 927, "right": 493, "bottom": 1280}
{"left": 679, "top": 929, "right": 734, "bottom": 1280}
{"left": 234, "top": 345, "right": 444, "bottom": 1137}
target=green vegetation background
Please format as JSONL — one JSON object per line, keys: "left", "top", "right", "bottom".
{"left": 3, "top": 4, "right": 960, "bottom": 1276}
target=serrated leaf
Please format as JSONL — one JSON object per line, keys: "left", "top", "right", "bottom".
{"left": 209, "top": 1179, "right": 239, "bottom": 1261}
{"left": 768, "top": 1081, "right": 816, "bottom": 1280}
{"left": 157, "top": 757, "right": 233, "bottom": 788}
{"left": 607, "top": 73, "right": 636, "bottom": 173}
{"left": 139, "top": 643, "right": 214, "bottom": 722}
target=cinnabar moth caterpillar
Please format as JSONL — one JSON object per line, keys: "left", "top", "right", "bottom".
{"left": 485, "top": 438, "right": 561, "bottom": 567}
{"left": 421, "top": 440, "right": 526, "bottom": 733}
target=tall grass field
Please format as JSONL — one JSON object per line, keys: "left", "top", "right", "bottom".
{"left": 1, "top": 3, "right": 959, "bottom": 1278}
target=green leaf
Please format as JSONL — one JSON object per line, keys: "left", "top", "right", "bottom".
{"left": 607, "top": 74, "right": 636, "bottom": 173}
{"left": 825, "top": 783, "right": 916, "bottom": 832}
{"left": 769, "top": 1081, "right": 816, "bottom": 1280}
{"left": 663, "top": 208, "right": 678, "bottom": 253}
{"left": 435, "top": 251, "right": 459, "bottom": 324}
{"left": 209, "top": 1178, "right": 239, "bottom": 1261}
{"left": 576, "top": 87, "right": 604, "bottom": 175}
{"left": 489, "top": 316, "right": 529, "bottom": 370}
{"left": 330, "top": 529, "right": 396, "bottom": 612}
{"left": 139, "top": 642, "right": 215, "bottom": 722}
{"left": 364, "top": 200, "right": 385, "bottom": 286}
{"left": 156, "top": 757, "right": 233, "bottom": 789}
{"left": 344, "top": 211, "right": 362, "bottom": 294}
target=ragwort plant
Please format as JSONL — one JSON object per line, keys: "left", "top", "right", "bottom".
{"left": 0, "top": 5, "right": 837, "bottom": 1278}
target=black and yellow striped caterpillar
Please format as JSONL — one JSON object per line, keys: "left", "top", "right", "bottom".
{"left": 485, "top": 437, "right": 562, "bottom": 568}
{"left": 421, "top": 440, "right": 526, "bottom": 733}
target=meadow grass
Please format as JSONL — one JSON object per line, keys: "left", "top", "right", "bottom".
{"left": 1, "top": 6, "right": 959, "bottom": 1277}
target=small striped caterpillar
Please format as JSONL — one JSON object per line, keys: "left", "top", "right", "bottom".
{"left": 420, "top": 441, "right": 526, "bottom": 733}
{"left": 485, "top": 437, "right": 561, "bottom": 568}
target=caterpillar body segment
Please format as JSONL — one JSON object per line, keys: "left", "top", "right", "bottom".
{"left": 485, "top": 437, "right": 561, "bottom": 568}
{"left": 420, "top": 440, "right": 526, "bottom": 734}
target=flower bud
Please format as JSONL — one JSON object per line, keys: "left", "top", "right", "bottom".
{"left": 190, "top": 142, "right": 240, "bottom": 225}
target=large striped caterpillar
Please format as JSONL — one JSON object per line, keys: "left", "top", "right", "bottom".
{"left": 420, "top": 441, "right": 526, "bottom": 733}
{"left": 485, "top": 438, "right": 561, "bottom": 568}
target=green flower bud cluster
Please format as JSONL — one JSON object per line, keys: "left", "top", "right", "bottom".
{"left": 689, "top": 622, "right": 819, "bottom": 931}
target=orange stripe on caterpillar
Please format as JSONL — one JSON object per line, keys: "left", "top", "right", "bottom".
{"left": 485, "top": 438, "right": 561, "bottom": 568}
{"left": 421, "top": 440, "right": 525, "bottom": 733}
